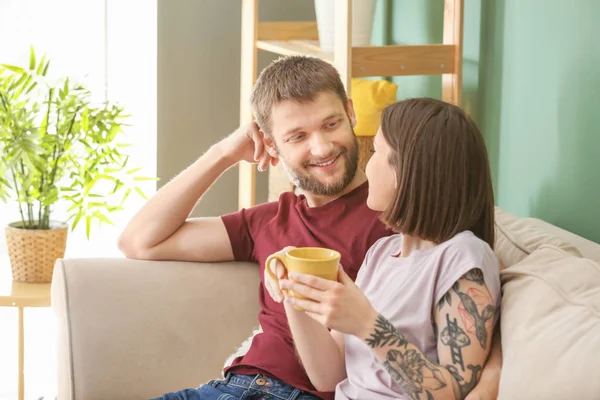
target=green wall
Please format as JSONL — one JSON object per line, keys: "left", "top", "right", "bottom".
{"left": 376, "top": 0, "right": 600, "bottom": 243}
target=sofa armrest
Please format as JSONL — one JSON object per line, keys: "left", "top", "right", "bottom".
{"left": 51, "top": 257, "right": 261, "bottom": 400}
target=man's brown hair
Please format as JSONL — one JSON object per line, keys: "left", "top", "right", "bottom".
{"left": 379, "top": 98, "right": 495, "bottom": 249}
{"left": 250, "top": 56, "right": 348, "bottom": 135}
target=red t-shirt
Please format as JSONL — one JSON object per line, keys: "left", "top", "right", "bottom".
{"left": 220, "top": 181, "right": 392, "bottom": 399}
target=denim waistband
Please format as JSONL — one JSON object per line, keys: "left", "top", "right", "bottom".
{"left": 215, "top": 373, "right": 305, "bottom": 400}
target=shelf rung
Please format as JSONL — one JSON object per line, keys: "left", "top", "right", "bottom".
{"left": 257, "top": 40, "right": 333, "bottom": 62}
{"left": 256, "top": 41, "right": 458, "bottom": 78}
{"left": 352, "top": 44, "right": 457, "bottom": 77}
{"left": 257, "top": 22, "right": 319, "bottom": 41}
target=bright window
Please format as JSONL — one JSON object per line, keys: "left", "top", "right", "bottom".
{"left": 0, "top": 1, "right": 157, "bottom": 398}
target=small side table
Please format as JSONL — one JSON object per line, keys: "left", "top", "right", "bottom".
{"left": 0, "top": 262, "right": 51, "bottom": 400}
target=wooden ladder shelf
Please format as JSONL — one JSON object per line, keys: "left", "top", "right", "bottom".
{"left": 239, "top": 0, "right": 464, "bottom": 209}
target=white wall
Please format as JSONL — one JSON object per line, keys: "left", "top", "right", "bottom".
{"left": 158, "top": 0, "right": 316, "bottom": 217}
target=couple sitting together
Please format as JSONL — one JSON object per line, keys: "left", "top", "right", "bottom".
{"left": 118, "top": 55, "right": 502, "bottom": 400}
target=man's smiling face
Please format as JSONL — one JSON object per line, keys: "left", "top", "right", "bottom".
{"left": 266, "top": 90, "right": 359, "bottom": 197}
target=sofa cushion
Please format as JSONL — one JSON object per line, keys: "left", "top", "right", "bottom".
{"left": 494, "top": 207, "right": 582, "bottom": 268}
{"left": 498, "top": 245, "right": 600, "bottom": 399}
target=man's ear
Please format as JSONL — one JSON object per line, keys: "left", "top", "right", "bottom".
{"left": 261, "top": 130, "right": 279, "bottom": 158}
{"left": 346, "top": 98, "right": 357, "bottom": 127}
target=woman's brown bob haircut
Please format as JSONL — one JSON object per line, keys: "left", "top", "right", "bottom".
{"left": 379, "top": 98, "right": 495, "bottom": 249}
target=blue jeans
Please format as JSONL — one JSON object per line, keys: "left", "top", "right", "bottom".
{"left": 151, "top": 373, "right": 321, "bottom": 400}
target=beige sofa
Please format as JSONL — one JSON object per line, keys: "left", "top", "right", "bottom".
{"left": 51, "top": 208, "right": 600, "bottom": 400}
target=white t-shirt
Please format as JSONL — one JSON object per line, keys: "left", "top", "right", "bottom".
{"left": 336, "top": 231, "right": 501, "bottom": 400}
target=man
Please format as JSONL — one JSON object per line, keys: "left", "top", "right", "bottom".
{"left": 118, "top": 56, "right": 501, "bottom": 400}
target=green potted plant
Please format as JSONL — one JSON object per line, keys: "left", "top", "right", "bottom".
{"left": 0, "top": 47, "right": 155, "bottom": 283}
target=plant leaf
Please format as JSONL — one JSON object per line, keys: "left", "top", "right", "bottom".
{"left": 79, "top": 139, "right": 92, "bottom": 149}
{"left": 42, "top": 189, "right": 59, "bottom": 206}
{"left": 108, "top": 123, "right": 120, "bottom": 140}
{"left": 26, "top": 81, "right": 38, "bottom": 94}
{"left": 126, "top": 167, "right": 142, "bottom": 175}
{"left": 9, "top": 72, "right": 28, "bottom": 91}
{"left": 97, "top": 174, "right": 116, "bottom": 182}
{"left": 2, "top": 64, "right": 25, "bottom": 74}
{"left": 112, "top": 180, "right": 124, "bottom": 194}
{"left": 85, "top": 215, "right": 91, "bottom": 239}
{"left": 134, "top": 187, "right": 147, "bottom": 200}
{"left": 71, "top": 210, "right": 83, "bottom": 230}
{"left": 42, "top": 59, "right": 50, "bottom": 76}
{"left": 29, "top": 46, "right": 36, "bottom": 70}
{"left": 120, "top": 188, "right": 131, "bottom": 205}
{"left": 81, "top": 107, "right": 89, "bottom": 131}
{"left": 36, "top": 54, "right": 46, "bottom": 75}
{"left": 62, "top": 194, "right": 80, "bottom": 202}
{"left": 15, "top": 74, "right": 32, "bottom": 98}
{"left": 93, "top": 211, "right": 114, "bottom": 225}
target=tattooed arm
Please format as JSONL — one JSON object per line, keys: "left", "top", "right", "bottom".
{"left": 279, "top": 267, "right": 497, "bottom": 399}
{"left": 467, "top": 325, "right": 502, "bottom": 400}
{"left": 433, "top": 269, "right": 496, "bottom": 399}
{"left": 359, "top": 269, "right": 496, "bottom": 400}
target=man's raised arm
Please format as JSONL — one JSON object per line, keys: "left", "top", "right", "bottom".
{"left": 117, "top": 122, "right": 273, "bottom": 263}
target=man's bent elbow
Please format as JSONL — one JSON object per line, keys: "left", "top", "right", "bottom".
{"left": 117, "top": 233, "right": 151, "bottom": 260}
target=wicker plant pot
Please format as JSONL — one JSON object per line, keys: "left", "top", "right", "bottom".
{"left": 5, "top": 221, "right": 68, "bottom": 283}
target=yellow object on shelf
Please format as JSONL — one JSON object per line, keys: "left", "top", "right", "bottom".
{"left": 351, "top": 78, "right": 397, "bottom": 137}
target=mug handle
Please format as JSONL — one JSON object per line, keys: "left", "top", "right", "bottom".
{"left": 265, "top": 252, "right": 287, "bottom": 283}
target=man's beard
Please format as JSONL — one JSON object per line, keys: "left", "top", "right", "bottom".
{"left": 278, "top": 134, "right": 359, "bottom": 197}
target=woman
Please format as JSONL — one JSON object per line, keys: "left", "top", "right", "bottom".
{"left": 278, "top": 98, "right": 501, "bottom": 400}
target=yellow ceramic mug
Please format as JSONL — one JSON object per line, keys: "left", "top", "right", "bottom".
{"left": 266, "top": 247, "right": 341, "bottom": 309}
